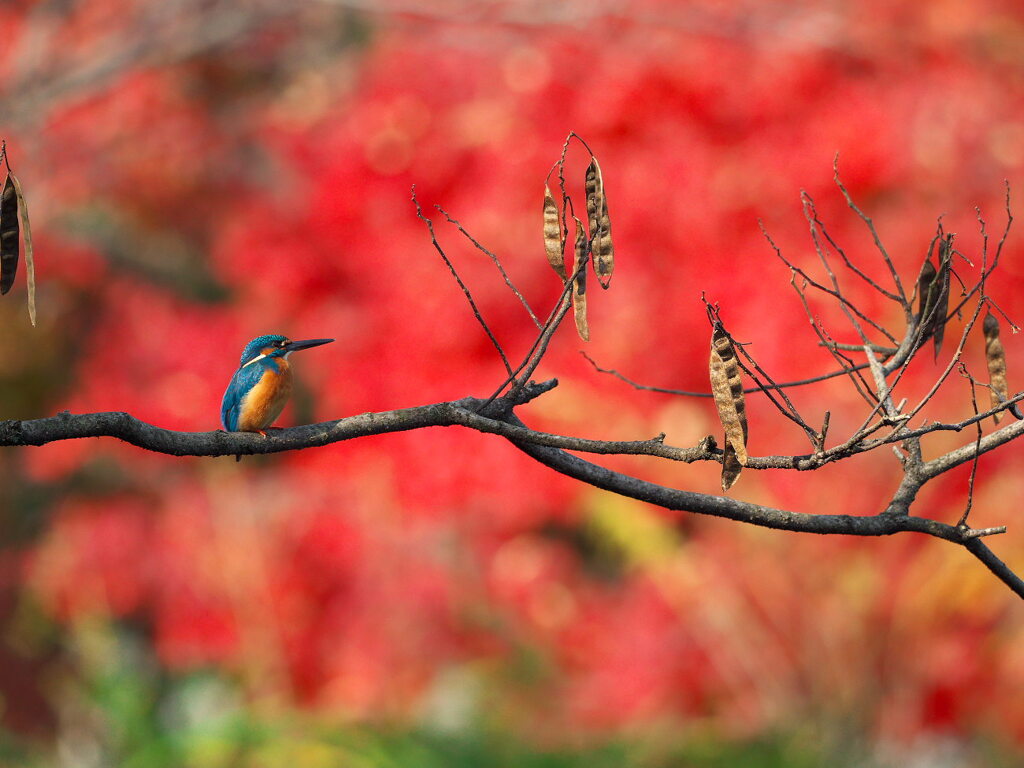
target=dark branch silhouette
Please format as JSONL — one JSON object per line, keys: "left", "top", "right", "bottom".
{"left": 4, "top": 135, "right": 1024, "bottom": 599}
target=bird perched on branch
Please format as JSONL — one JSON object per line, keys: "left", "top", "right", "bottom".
{"left": 221, "top": 335, "right": 334, "bottom": 451}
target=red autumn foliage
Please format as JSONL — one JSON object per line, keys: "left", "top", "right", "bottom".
{"left": 4, "top": 0, "right": 1024, "bottom": 750}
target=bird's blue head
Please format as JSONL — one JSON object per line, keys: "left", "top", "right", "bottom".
{"left": 237, "top": 334, "right": 334, "bottom": 368}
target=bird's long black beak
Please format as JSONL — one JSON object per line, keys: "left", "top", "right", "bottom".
{"left": 284, "top": 338, "right": 334, "bottom": 353}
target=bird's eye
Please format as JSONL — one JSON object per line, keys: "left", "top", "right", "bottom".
{"left": 276, "top": 339, "right": 288, "bottom": 348}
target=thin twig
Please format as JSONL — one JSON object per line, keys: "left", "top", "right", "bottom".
{"left": 477, "top": 253, "right": 581, "bottom": 412}
{"left": 412, "top": 186, "right": 513, "bottom": 376}
{"left": 809, "top": 182, "right": 905, "bottom": 306}
{"left": 956, "top": 364, "right": 984, "bottom": 528}
{"left": 984, "top": 295, "right": 1020, "bottom": 332}
{"left": 904, "top": 211, "right": 994, "bottom": 422}
{"left": 581, "top": 351, "right": 878, "bottom": 397}
{"left": 761, "top": 221, "right": 879, "bottom": 406}
{"left": 436, "top": 205, "right": 542, "bottom": 329}
{"left": 833, "top": 153, "right": 910, "bottom": 313}
{"left": 801, "top": 190, "right": 899, "bottom": 346}
{"left": 944, "top": 189, "right": 1013, "bottom": 320}
{"left": 789, "top": 270, "right": 879, "bottom": 407}
{"left": 819, "top": 341, "right": 898, "bottom": 355}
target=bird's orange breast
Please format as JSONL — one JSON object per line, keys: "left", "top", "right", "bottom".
{"left": 237, "top": 361, "right": 293, "bottom": 432}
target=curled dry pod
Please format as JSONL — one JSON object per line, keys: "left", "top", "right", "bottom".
{"left": 709, "top": 325, "right": 748, "bottom": 489}
{"left": 0, "top": 173, "right": 18, "bottom": 295}
{"left": 543, "top": 184, "right": 566, "bottom": 281}
{"left": 571, "top": 215, "right": 589, "bottom": 342}
{"left": 585, "top": 158, "right": 614, "bottom": 289}
{"left": 984, "top": 310, "right": 1008, "bottom": 424}
{"left": 931, "top": 236, "right": 952, "bottom": 361}
{"left": 721, "top": 442, "right": 743, "bottom": 492}
{"left": 917, "top": 258, "right": 937, "bottom": 327}
{"left": 8, "top": 173, "right": 35, "bottom": 325}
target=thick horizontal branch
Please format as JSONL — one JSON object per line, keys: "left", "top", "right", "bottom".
{"left": 4, "top": 380, "right": 1022, "bottom": 598}
{"left": 0, "top": 384, "right": 549, "bottom": 457}
{"left": 501, "top": 419, "right": 973, "bottom": 538}
{"left": 924, "top": 413, "right": 1024, "bottom": 478}
{"left": 501, "top": 415, "right": 1024, "bottom": 599}
{"left": 0, "top": 381, "right": 713, "bottom": 463}
{"left": 6, "top": 384, "right": 1022, "bottom": 474}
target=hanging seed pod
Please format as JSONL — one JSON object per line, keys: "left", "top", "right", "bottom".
{"left": 931, "top": 236, "right": 952, "bottom": 361}
{"left": 0, "top": 173, "right": 18, "bottom": 295}
{"left": 8, "top": 172, "right": 35, "bottom": 325}
{"left": 543, "top": 184, "right": 566, "bottom": 281}
{"left": 984, "top": 310, "right": 1009, "bottom": 424}
{"left": 585, "top": 158, "right": 614, "bottom": 289}
{"left": 571, "top": 215, "right": 589, "bottom": 342}
{"left": 721, "top": 442, "right": 744, "bottom": 492}
{"left": 709, "top": 325, "right": 748, "bottom": 489}
{"left": 917, "top": 258, "right": 937, "bottom": 328}
{"left": 585, "top": 158, "right": 603, "bottom": 238}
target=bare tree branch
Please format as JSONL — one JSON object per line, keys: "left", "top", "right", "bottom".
{"left": 435, "top": 204, "right": 542, "bottom": 329}
{"left": 833, "top": 154, "right": 910, "bottom": 313}
{"left": 412, "top": 186, "right": 513, "bottom": 376}
{"left": 6, "top": 129, "right": 1024, "bottom": 602}
{"left": 4, "top": 382, "right": 1023, "bottom": 597}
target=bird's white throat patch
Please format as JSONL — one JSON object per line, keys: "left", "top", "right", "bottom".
{"left": 241, "top": 350, "right": 292, "bottom": 369}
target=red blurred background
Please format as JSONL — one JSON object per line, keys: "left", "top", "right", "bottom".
{"left": 2, "top": 1, "right": 1024, "bottom": 765}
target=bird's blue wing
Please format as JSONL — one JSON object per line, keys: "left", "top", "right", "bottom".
{"left": 221, "top": 364, "right": 265, "bottom": 431}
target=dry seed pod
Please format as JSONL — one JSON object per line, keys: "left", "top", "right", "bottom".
{"left": 543, "top": 184, "right": 566, "bottom": 281}
{"left": 932, "top": 237, "right": 952, "bottom": 361}
{"left": 721, "top": 442, "right": 743, "bottom": 491}
{"left": 571, "top": 216, "right": 589, "bottom": 342}
{"left": 0, "top": 173, "right": 18, "bottom": 295}
{"left": 984, "top": 310, "right": 1008, "bottom": 424}
{"left": 594, "top": 197, "right": 614, "bottom": 289}
{"left": 573, "top": 290, "right": 589, "bottom": 342}
{"left": 8, "top": 173, "right": 35, "bottom": 325}
{"left": 585, "top": 158, "right": 615, "bottom": 289}
{"left": 917, "top": 258, "right": 937, "bottom": 325}
{"left": 585, "top": 158, "right": 603, "bottom": 237}
{"left": 709, "top": 325, "right": 748, "bottom": 480}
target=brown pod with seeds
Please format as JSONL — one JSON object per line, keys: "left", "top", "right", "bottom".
{"left": 984, "top": 310, "right": 1009, "bottom": 424}
{"left": 571, "top": 215, "right": 589, "bottom": 342}
{"left": 0, "top": 173, "right": 18, "bottom": 295}
{"left": 585, "top": 158, "right": 602, "bottom": 237}
{"left": 592, "top": 204, "right": 614, "bottom": 288}
{"left": 543, "top": 184, "right": 566, "bottom": 281}
{"left": 585, "top": 158, "right": 614, "bottom": 289}
{"left": 709, "top": 325, "right": 748, "bottom": 489}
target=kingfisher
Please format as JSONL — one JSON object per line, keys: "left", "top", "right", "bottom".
{"left": 221, "top": 335, "right": 334, "bottom": 450}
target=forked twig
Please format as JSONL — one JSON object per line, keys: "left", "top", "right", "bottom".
{"left": 436, "top": 204, "right": 542, "bottom": 329}
{"left": 833, "top": 153, "right": 910, "bottom": 312}
{"left": 413, "top": 186, "right": 513, "bottom": 376}
{"left": 801, "top": 191, "right": 899, "bottom": 346}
